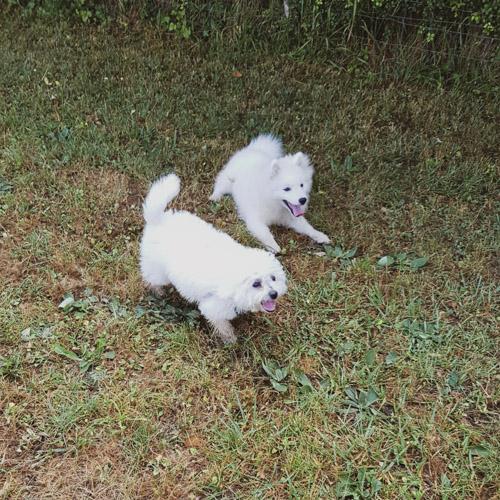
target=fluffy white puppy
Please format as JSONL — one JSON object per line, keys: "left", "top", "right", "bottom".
{"left": 140, "top": 174, "right": 287, "bottom": 344}
{"left": 210, "top": 134, "right": 330, "bottom": 253}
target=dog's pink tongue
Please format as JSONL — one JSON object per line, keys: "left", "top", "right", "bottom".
{"left": 262, "top": 299, "right": 276, "bottom": 312}
{"left": 290, "top": 203, "right": 305, "bottom": 217}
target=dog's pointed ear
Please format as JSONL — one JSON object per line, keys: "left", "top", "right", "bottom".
{"left": 294, "top": 152, "right": 314, "bottom": 175}
{"left": 270, "top": 160, "right": 280, "bottom": 178}
{"left": 293, "top": 152, "right": 309, "bottom": 168}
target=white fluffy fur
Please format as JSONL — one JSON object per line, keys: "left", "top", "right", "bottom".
{"left": 140, "top": 174, "right": 287, "bottom": 344}
{"left": 210, "top": 134, "right": 330, "bottom": 253}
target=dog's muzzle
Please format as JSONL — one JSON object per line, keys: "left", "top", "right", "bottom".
{"left": 261, "top": 298, "right": 277, "bottom": 312}
{"left": 283, "top": 200, "right": 305, "bottom": 217}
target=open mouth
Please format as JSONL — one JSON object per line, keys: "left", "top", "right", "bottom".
{"left": 283, "top": 200, "right": 305, "bottom": 217}
{"left": 261, "top": 298, "right": 277, "bottom": 312}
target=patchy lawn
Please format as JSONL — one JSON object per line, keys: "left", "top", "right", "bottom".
{"left": 0, "top": 16, "right": 498, "bottom": 499}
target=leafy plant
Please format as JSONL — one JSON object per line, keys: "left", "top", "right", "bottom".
{"left": 376, "top": 253, "right": 428, "bottom": 270}
{"left": 399, "top": 318, "right": 442, "bottom": 351}
{"left": 156, "top": 0, "right": 191, "bottom": 39}
{"left": 58, "top": 290, "right": 98, "bottom": 318}
{"left": 262, "top": 359, "right": 289, "bottom": 393}
{"left": 336, "top": 467, "right": 382, "bottom": 498}
{"left": 0, "top": 178, "right": 13, "bottom": 195}
{"left": 295, "top": 369, "right": 315, "bottom": 392}
{"left": 0, "top": 354, "right": 22, "bottom": 378}
{"left": 384, "top": 351, "right": 398, "bottom": 366}
{"left": 135, "top": 295, "right": 200, "bottom": 326}
{"left": 324, "top": 245, "right": 357, "bottom": 265}
{"left": 53, "top": 336, "right": 114, "bottom": 373}
{"left": 343, "top": 386, "right": 379, "bottom": 415}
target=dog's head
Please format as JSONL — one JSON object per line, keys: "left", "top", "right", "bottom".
{"left": 230, "top": 250, "right": 288, "bottom": 314}
{"left": 270, "top": 152, "right": 314, "bottom": 217}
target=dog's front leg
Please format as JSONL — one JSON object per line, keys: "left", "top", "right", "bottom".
{"left": 199, "top": 299, "right": 237, "bottom": 344}
{"left": 285, "top": 217, "right": 330, "bottom": 245}
{"left": 246, "top": 220, "right": 281, "bottom": 253}
{"left": 208, "top": 318, "right": 237, "bottom": 345}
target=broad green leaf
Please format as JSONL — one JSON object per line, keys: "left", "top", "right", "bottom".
{"left": 344, "top": 155, "right": 353, "bottom": 170}
{"left": 261, "top": 359, "right": 279, "bottom": 379}
{"left": 345, "top": 387, "right": 358, "bottom": 402}
{"left": 338, "top": 341, "right": 355, "bottom": 355}
{"left": 58, "top": 293, "right": 75, "bottom": 310}
{"left": 365, "top": 349, "right": 377, "bottom": 366}
{"left": 270, "top": 379, "right": 288, "bottom": 393}
{"left": 274, "top": 367, "right": 288, "bottom": 382}
{"left": 365, "top": 388, "right": 379, "bottom": 406}
{"left": 20, "top": 328, "right": 32, "bottom": 341}
{"left": 469, "top": 445, "right": 490, "bottom": 457}
{"left": 447, "top": 371, "right": 459, "bottom": 389}
{"left": 79, "top": 358, "right": 92, "bottom": 373}
{"left": 103, "top": 351, "right": 116, "bottom": 360}
{"left": 410, "top": 256, "right": 428, "bottom": 269}
{"left": 377, "top": 255, "right": 394, "bottom": 267}
{"left": 0, "top": 179, "right": 13, "bottom": 195}
{"left": 385, "top": 351, "right": 398, "bottom": 365}
{"left": 344, "top": 247, "right": 357, "bottom": 258}
{"left": 53, "top": 343, "right": 80, "bottom": 362}
{"left": 296, "top": 371, "right": 314, "bottom": 391}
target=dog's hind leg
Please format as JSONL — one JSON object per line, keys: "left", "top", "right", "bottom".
{"left": 210, "top": 171, "right": 233, "bottom": 201}
{"left": 140, "top": 259, "right": 171, "bottom": 295}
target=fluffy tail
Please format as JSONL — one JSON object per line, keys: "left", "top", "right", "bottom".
{"left": 143, "top": 174, "right": 181, "bottom": 225}
{"left": 248, "top": 133, "right": 283, "bottom": 159}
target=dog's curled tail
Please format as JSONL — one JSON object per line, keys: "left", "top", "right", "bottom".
{"left": 248, "top": 133, "right": 283, "bottom": 159}
{"left": 143, "top": 174, "right": 181, "bottom": 225}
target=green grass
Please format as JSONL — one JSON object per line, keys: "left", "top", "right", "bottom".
{"left": 0, "top": 15, "right": 499, "bottom": 499}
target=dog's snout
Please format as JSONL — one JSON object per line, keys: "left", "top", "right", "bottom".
{"left": 299, "top": 197, "right": 307, "bottom": 205}
{"left": 269, "top": 290, "right": 278, "bottom": 300}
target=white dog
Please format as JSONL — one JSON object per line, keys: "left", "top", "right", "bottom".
{"left": 140, "top": 174, "right": 287, "bottom": 344}
{"left": 210, "top": 134, "right": 330, "bottom": 253}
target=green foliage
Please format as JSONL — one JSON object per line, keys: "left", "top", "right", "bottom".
{"left": 5, "top": 0, "right": 498, "bottom": 37}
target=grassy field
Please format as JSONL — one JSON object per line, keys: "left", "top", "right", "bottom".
{"left": 0, "top": 14, "right": 499, "bottom": 499}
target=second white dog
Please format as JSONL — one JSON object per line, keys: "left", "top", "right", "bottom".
{"left": 140, "top": 174, "right": 287, "bottom": 344}
{"left": 210, "top": 134, "right": 330, "bottom": 253}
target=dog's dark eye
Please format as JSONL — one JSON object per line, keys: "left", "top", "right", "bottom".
{"left": 252, "top": 280, "right": 262, "bottom": 288}
{"left": 300, "top": 183, "right": 304, "bottom": 187}
{"left": 284, "top": 187, "right": 291, "bottom": 192}
{"left": 271, "top": 275, "right": 276, "bottom": 281}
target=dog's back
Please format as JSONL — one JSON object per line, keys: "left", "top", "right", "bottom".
{"left": 210, "top": 134, "right": 283, "bottom": 201}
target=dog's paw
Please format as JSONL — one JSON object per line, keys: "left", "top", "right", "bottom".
{"left": 150, "top": 285, "right": 166, "bottom": 297}
{"left": 313, "top": 232, "right": 330, "bottom": 245}
{"left": 266, "top": 244, "right": 281, "bottom": 254}
{"left": 219, "top": 332, "right": 237, "bottom": 345}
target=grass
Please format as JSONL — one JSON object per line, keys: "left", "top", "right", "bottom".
{"left": 0, "top": 14, "right": 499, "bottom": 499}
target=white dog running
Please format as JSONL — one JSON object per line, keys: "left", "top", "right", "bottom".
{"left": 140, "top": 174, "right": 287, "bottom": 344}
{"left": 210, "top": 134, "right": 330, "bottom": 253}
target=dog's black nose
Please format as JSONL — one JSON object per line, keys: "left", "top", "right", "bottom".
{"left": 299, "top": 197, "right": 307, "bottom": 205}
{"left": 269, "top": 290, "right": 278, "bottom": 300}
